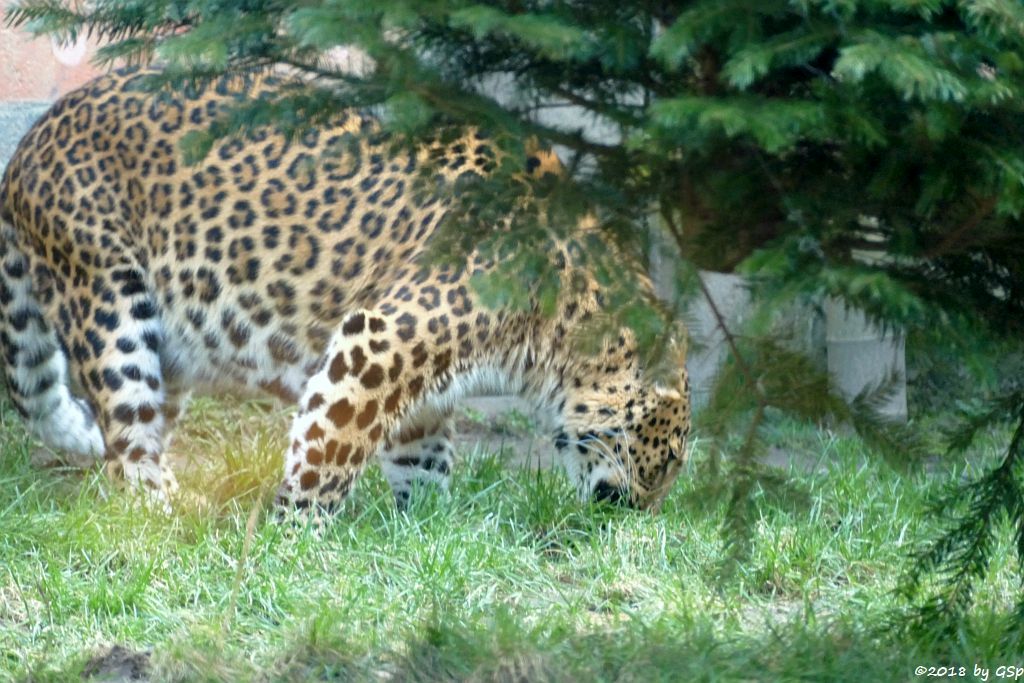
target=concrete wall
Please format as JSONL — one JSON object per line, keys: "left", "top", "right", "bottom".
{"left": 826, "top": 299, "right": 907, "bottom": 421}
{"left": 0, "top": 102, "right": 49, "bottom": 166}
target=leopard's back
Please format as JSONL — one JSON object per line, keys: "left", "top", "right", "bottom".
{"left": 1, "top": 67, "right": 499, "bottom": 401}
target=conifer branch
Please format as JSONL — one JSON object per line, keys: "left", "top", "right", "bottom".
{"left": 901, "top": 394, "right": 1024, "bottom": 630}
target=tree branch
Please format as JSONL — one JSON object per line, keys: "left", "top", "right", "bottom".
{"left": 922, "top": 195, "right": 999, "bottom": 261}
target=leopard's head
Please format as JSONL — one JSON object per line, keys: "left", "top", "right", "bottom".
{"left": 559, "top": 340, "right": 691, "bottom": 511}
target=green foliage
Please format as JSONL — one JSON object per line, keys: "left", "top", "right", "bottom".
{"left": 899, "top": 396, "right": 1024, "bottom": 634}
{"left": 646, "top": 97, "right": 830, "bottom": 153}
{"left": 449, "top": 5, "right": 592, "bottom": 59}
{"left": 832, "top": 33, "right": 970, "bottom": 103}
{"left": 6, "top": 0, "right": 1024, "bottom": 638}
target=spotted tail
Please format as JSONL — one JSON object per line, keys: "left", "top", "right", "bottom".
{"left": 0, "top": 219, "right": 105, "bottom": 458}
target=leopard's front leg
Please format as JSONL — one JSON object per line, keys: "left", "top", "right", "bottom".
{"left": 276, "top": 308, "right": 448, "bottom": 514}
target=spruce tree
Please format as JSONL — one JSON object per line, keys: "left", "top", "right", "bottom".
{"left": 6, "top": 0, "right": 1024, "bottom": 629}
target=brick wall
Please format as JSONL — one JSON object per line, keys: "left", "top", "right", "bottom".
{"left": 0, "top": 12, "right": 101, "bottom": 167}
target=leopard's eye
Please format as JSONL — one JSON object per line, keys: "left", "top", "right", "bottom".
{"left": 657, "top": 448, "right": 679, "bottom": 478}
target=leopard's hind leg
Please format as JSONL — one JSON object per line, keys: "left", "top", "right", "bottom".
{"left": 16, "top": 222, "right": 178, "bottom": 504}
{"left": 73, "top": 258, "right": 179, "bottom": 503}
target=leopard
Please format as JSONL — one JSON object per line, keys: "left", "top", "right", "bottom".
{"left": 0, "top": 66, "right": 691, "bottom": 514}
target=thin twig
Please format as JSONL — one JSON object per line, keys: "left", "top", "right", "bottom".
{"left": 223, "top": 501, "right": 261, "bottom": 631}
{"left": 660, "top": 207, "right": 769, "bottom": 424}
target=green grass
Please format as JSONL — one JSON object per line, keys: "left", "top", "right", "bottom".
{"left": 0, "top": 397, "right": 1019, "bottom": 682}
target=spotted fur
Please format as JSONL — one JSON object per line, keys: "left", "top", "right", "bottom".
{"left": 0, "top": 67, "right": 690, "bottom": 513}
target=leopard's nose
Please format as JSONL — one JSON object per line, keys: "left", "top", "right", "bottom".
{"left": 593, "top": 480, "right": 626, "bottom": 505}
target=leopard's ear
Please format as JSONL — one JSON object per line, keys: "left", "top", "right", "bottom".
{"left": 523, "top": 137, "right": 564, "bottom": 179}
{"left": 667, "top": 336, "right": 687, "bottom": 369}
{"left": 671, "top": 337, "right": 689, "bottom": 393}
{"left": 654, "top": 386, "right": 683, "bottom": 402}
{"left": 651, "top": 335, "right": 689, "bottom": 394}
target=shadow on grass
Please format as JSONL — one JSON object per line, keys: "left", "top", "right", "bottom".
{"left": 53, "top": 605, "right": 998, "bottom": 683}
{"left": 238, "top": 608, "right": 997, "bottom": 683}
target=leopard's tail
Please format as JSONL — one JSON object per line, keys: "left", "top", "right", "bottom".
{"left": 0, "top": 219, "right": 105, "bottom": 458}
